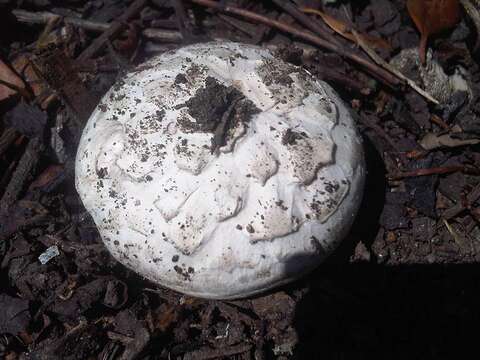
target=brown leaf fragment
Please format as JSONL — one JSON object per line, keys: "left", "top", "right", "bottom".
{"left": 460, "top": 0, "right": 480, "bottom": 52}
{"left": 420, "top": 132, "right": 480, "bottom": 150}
{"left": 407, "top": 0, "right": 461, "bottom": 64}
{"left": 154, "top": 303, "right": 178, "bottom": 331}
{"left": 12, "top": 55, "right": 46, "bottom": 99}
{"left": 301, "top": 7, "right": 392, "bottom": 50}
{"left": 29, "top": 165, "right": 65, "bottom": 192}
{"left": 0, "top": 58, "right": 26, "bottom": 102}
{"left": 31, "top": 48, "right": 97, "bottom": 122}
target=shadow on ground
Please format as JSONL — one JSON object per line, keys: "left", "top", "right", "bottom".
{"left": 291, "top": 263, "right": 480, "bottom": 359}
{"left": 288, "top": 136, "right": 480, "bottom": 359}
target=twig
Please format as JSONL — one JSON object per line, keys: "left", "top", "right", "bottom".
{"left": 151, "top": 19, "right": 179, "bottom": 29}
{"left": 189, "top": 0, "right": 401, "bottom": 87}
{"left": 271, "top": 0, "right": 343, "bottom": 47}
{"left": 142, "top": 28, "right": 184, "bottom": 42}
{"left": 314, "top": 65, "right": 373, "bottom": 95}
{"left": 0, "top": 128, "right": 19, "bottom": 158}
{"left": 218, "top": 13, "right": 259, "bottom": 38}
{"left": 215, "top": 301, "right": 257, "bottom": 326}
{"left": 302, "top": 7, "right": 391, "bottom": 51}
{"left": 460, "top": 0, "right": 480, "bottom": 52}
{"left": 471, "top": 208, "right": 480, "bottom": 223}
{"left": 430, "top": 114, "right": 450, "bottom": 130}
{"left": 442, "top": 218, "right": 468, "bottom": 248}
{"left": 0, "top": 137, "right": 42, "bottom": 215}
{"left": 171, "top": 0, "right": 193, "bottom": 40}
{"left": 351, "top": 28, "right": 440, "bottom": 104}
{"left": 12, "top": 9, "right": 110, "bottom": 32}
{"left": 36, "top": 12, "right": 61, "bottom": 49}
{"left": 77, "top": 0, "right": 148, "bottom": 62}
{"left": 13, "top": 9, "right": 183, "bottom": 43}
{"left": 107, "top": 331, "right": 134, "bottom": 343}
{"left": 0, "top": 79, "right": 32, "bottom": 100}
{"left": 182, "top": 344, "right": 252, "bottom": 360}
{"left": 442, "top": 183, "right": 480, "bottom": 220}
{"left": 302, "top": 5, "right": 439, "bottom": 104}
{"left": 387, "top": 165, "right": 471, "bottom": 180}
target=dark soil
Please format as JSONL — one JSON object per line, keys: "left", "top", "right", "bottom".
{"left": 282, "top": 129, "right": 308, "bottom": 146}
{"left": 1, "top": 0, "right": 480, "bottom": 359}
{"left": 182, "top": 76, "right": 259, "bottom": 152}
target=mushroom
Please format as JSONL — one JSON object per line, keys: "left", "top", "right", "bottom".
{"left": 75, "top": 41, "right": 365, "bottom": 299}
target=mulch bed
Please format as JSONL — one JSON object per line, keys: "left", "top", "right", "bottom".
{"left": 1, "top": 0, "right": 480, "bottom": 359}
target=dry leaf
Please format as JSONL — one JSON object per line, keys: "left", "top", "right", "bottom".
{"left": 155, "top": 303, "right": 178, "bottom": 331}
{"left": 12, "top": 55, "right": 46, "bottom": 97}
{"left": 301, "top": 7, "right": 391, "bottom": 50}
{"left": 420, "top": 132, "right": 480, "bottom": 150}
{"left": 0, "top": 58, "right": 26, "bottom": 102}
{"left": 407, "top": 0, "right": 461, "bottom": 64}
{"left": 12, "top": 56, "right": 40, "bottom": 92}
{"left": 12, "top": 55, "right": 61, "bottom": 110}
{"left": 460, "top": 0, "right": 480, "bottom": 51}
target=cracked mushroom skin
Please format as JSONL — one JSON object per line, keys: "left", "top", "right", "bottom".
{"left": 75, "top": 42, "right": 365, "bottom": 299}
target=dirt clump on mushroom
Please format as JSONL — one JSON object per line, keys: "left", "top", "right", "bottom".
{"left": 181, "top": 76, "right": 260, "bottom": 152}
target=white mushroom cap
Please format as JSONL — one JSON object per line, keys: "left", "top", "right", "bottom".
{"left": 75, "top": 41, "right": 365, "bottom": 299}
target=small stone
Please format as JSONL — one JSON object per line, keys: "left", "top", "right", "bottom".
{"left": 38, "top": 245, "right": 60, "bottom": 265}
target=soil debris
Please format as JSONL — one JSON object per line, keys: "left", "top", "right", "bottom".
{"left": 1, "top": 0, "right": 480, "bottom": 358}
{"left": 183, "top": 76, "right": 259, "bottom": 152}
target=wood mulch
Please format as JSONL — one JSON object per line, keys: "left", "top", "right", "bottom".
{"left": 1, "top": 0, "right": 480, "bottom": 359}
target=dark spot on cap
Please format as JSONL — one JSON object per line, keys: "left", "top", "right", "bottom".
{"left": 175, "top": 73, "right": 188, "bottom": 84}
{"left": 96, "top": 167, "right": 108, "bottom": 178}
{"left": 282, "top": 129, "right": 307, "bottom": 146}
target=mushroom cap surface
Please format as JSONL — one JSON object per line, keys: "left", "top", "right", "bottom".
{"left": 75, "top": 42, "right": 365, "bottom": 299}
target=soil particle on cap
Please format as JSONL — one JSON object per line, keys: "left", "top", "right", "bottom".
{"left": 310, "top": 236, "right": 328, "bottom": 256}
{"left": 184, "top": 77, "right": 245, "bottom": 131}
{"left": 138, "top": 110, "right": 165, "bottom": 134}
{"left": 175, "top": 141, "right": 194, "bottom": 157}
{"left": 96, "top": 167, "right": 108, "bottom": 178}
{"left": 258, "top": 58, "right": 295, "bottom": 87}
{"left": 174, "top": 265, "right": 191, "bottom": 281}
{"left": 181, "top": 76, "right": 260, "bottom": 152}
{"left": 282, "top": 129, "right": 308, "bottom": 146}
{"left": 186, "top": 63, "right": 207, "bottom": 80}
{"left": 324, "top": 181, "right": 340, "bottom": 194}
{"left": 155, "top": 109, "right": 165, "bottom": 119}
{"left": 275, "top": 200, "right": 289, "bottom": 211}
{"left": 174, "top": 73, "right": 188, "bottom": 85}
